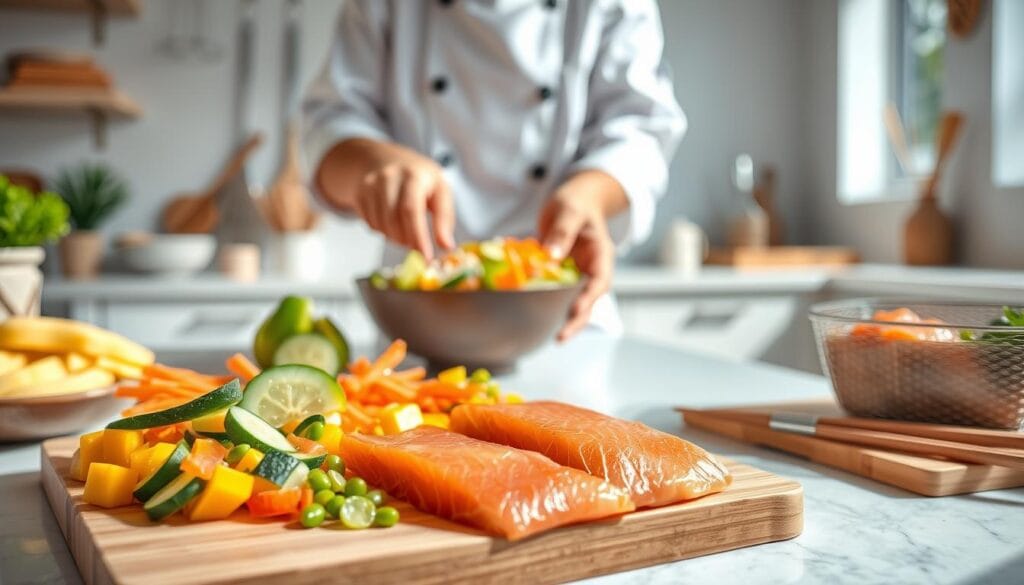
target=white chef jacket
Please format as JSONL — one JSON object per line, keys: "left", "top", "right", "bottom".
{"left": 303, "top": 0, "right": 686, "bottom": 333}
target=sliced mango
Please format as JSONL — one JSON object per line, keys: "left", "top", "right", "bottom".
{"left": 83, "top": 463, "right": 138, "bottom": 508}
{"left": 187, "top": 465, "right": 254, "bottom": 521}
{"left": 95, "top": 355, "right": 144, "bottom": 381}
{"left": 317, "top": 423, "right": 343, "bottom": 455}
{"left": 3, "top": 367, "right": 114, "bottom": 398}
{"left": 72, "top": 430, "right": 106, "bottom": 481}
{"left": 233, "top": 448, "right": 264, "bottom": 474}
{"left": 102, "top": 429, "right": 145, "bottom": 468}
{"left": 0, "top": 355, "right": 67, "bottom": 395}
{"left": 64, "top": 352, "right": 92, "bottom": 373}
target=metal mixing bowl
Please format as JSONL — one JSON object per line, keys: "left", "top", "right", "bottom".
{"left": 357, "top": 278, "right": 584, "bottom": 373}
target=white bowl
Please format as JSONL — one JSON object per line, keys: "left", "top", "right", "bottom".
{"left": 122, "top": 235, "right": 216, "bottom": 276}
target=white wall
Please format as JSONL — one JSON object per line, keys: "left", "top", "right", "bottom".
{"left": 0, "top": 0, "right": 814, "bottom": 269}
{"left": 803, "top": 1, "right": 1024, "bottom": 269}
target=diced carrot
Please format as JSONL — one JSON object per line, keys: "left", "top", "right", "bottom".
{"left": 144, "top": 423, "right": 187, "bottom": 445}
{"left": 225, "top": 353, "right": 261, "bottom": 383}
{"left": 180, "top": 438, "right": 228, "bottom": 480}
{"left": 247, "top": 488, "right": 303, "bottom": 518}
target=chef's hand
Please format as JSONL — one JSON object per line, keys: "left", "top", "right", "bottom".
{"left": 538, "top": 170, "right": 628, "bottom": 341}
{"left": 315, "top": 138, "right": 455, "bottom": 260}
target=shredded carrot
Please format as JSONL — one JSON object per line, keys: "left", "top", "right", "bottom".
{"left": 349, "top": 357, "right": 372, "bottom": 376}
{"left": 392, "top": 367, "right": 426, "bottom": 382}
{"left": 372, "top": 340, "right": 407, "bottom": 373}
{"left": 225, "top": 353, "right": 261, "bottom": 383}
{"left": 371, "top": 377, "right": 417, "bottom": 402}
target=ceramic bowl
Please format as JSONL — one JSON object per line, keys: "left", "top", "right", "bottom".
{"left": 122, "top": 234, "right": 216, "bottom": 276}
{"left": 0, "top": 385, "right": 124, "bottom": 442}
{"left": 357, "top": 277, "right": 583, "bottom": 373}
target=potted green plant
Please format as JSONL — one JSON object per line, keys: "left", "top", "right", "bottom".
{"left": 0, "top": 175, "right": 69, "bottom": 317}
{"left": 55, "top": 163, "right": 129, "bottom": 279}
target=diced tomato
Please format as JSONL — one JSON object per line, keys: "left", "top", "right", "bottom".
{"left": 246, "top": 488, "right": 304, "bottom": 518}
{"left": 180, "top": 438, "right": 228, "bottom": 480}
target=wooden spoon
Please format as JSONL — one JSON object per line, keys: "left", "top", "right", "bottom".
{"left": 920, "top": 111, "right": 964, "bottom": 200}
{"left": 162, "top": 133, "right": 264, "bottom": 234}
{"left": 904, "top": 111, "right": 964, "bottom": 265}
{"left": 265, "top": 123, "right": 311, "bottom": 232}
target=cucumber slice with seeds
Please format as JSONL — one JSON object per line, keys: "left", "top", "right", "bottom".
{"left": 133, "top": 441, "right": 190, "bottom": 502}
{"left": 239, "top": 365, "right": 344, "bottom": 428}
{"left": 225, "top": 406, "right": 296, "bottom": 454}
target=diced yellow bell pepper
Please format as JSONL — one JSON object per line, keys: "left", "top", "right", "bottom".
{"left": 187, "top": 465, "right": 254, "bottom": 521}
{"left": 317, "top": 423, "right": 343, "bottom": 455}
{"left": 102, "top": 429, "right": 145, "bottom": 468}
{"left": 503, "top": 393, "right": 524, "bottom": 404}
{"left": 437, "top": 366, "right": 467, "bottom": 386}
{"left": 83, "top": 463, "right": 138, "bottom": 508}
{"left": 72, "top": 430, "right": 106, "bottom": 481}
{"left": 233, "top": 448, "right": 264, "bottom": 474}
{"left": 379, "top": 403, "right": 423, "bottom": 435}
{"left": 421, "top": 413, "right": 450, "bottom": 430}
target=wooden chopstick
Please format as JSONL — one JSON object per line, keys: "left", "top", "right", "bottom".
{"left": 677, "top": 407, "right": 1024, "bottom": 470}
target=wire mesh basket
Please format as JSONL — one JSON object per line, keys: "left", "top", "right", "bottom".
{"left": 809, "top": 300, "right": 1024, "bottom": 429}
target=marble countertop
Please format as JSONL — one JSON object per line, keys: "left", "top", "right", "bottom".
{"left": 2, "top": 335, "right": 1023, "bottom": 584}
{"left": 40, "top": 263, "right": 1024, "bottom": 303}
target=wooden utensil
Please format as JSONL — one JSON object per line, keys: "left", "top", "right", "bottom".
{"left": 679, "top": 403, "right": 1024, "bottom": 497}
{"left": 948, "top": 0, "right": 984, "bottom": 38}
{"left": 903, "top": 111, "right": 963, "bottom": 265}
{"left": 751, "top": 166, "right": 784, "bottom": 245}
{"left": 883, "top": 102, "right": 913, "bottom": 174}
{"left": 161, "top": 133, "right": 263, "bottom": 234}
{"left": 265, "top": 123, "right": 311, "bottom": 232}
{"left": 678, "top": 407, "right": 1024, "bottom": 470}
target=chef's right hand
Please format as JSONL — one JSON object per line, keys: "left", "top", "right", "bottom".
{"left": 316, "top": 138, "right": 455, "bottom": 260}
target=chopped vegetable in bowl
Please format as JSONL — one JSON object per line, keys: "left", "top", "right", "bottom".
{"left": 370, "top": 237, "right": 580, "bottom": 291}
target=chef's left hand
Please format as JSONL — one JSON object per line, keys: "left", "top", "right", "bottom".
{"left": 538, "top": 170, "right": 628, "bottom": 341}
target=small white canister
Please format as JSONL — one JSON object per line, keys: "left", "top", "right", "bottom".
{"left": 267, "top": 230, "right": 325, "bottom": 282}
{"left": 659, "top": 219, "right": 708, "bottom": 277}
{"left": 0, "top": 246, "right": 45, "bottom": 318}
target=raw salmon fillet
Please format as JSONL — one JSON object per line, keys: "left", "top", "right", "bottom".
{"left": 340, "top": 426, "right": 635, "bottom": 540}
{"left": 450, "top": 401, "right": 732, "bottom": 507}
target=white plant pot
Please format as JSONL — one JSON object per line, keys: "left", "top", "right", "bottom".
{"left": 267, "top": 230, "right": 325, "bottom": 282}
{"left": 0, "top": 246, "right": 45, "bottom": 318}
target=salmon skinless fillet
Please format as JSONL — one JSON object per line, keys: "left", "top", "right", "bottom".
{"left": 450, "top": 401, "right": 732, "bottom": 507}
{"left": 340, "top": 426, "right": 635, "bottom": 540}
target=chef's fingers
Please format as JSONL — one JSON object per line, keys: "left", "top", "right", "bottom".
{"left": 378, "top": 166, "right": 406, "bottom": 244}
{"left": 428, "top": 179, "right": 456, "bottom": 251}
{"left": 558, "top": 229, "right": 612, "bottom": 341}
{"left": 360, "top": 174, "right": 382, "bottom": 232}
{"left": 398, "top": 169, "right": 434, "bottom": 260}
{"left": 540, "top": 204, "right": 585, "bottom": 261}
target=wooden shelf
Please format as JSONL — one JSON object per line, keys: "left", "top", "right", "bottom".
{"left": 0, "top": 86, "right": 142, "bottom": 148}
{"left": 0, "top": 0, "right": 141, "bottom": 45}
{"left": 0, "top": 0, "right": 140, "bottom": 16}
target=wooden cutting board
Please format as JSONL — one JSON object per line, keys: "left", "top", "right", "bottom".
{"left": 706, "top": 246, "right": 859, "bottom": 268}
{"left": 41, "top": 437, "right": 802, "bottom": 585}
{"left": 680, "top": 400, "right": 1024, "bottom": 497}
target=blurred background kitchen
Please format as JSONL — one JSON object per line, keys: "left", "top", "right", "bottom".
{"left": 0, "top": 0, "right": 1021, "bottom": 374}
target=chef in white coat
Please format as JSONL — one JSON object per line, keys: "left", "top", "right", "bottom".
{"left": 304, "top": 0, "right": 685, "bottom": 340}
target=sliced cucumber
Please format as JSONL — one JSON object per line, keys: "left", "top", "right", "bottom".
{"left": 133, "top": 441, "right": 190, "bottom": 502}
{"left": 107, "top": 380, "right": 242, "bottom": 430}
{"left": 143, "top": 472, "right": 204, "bottom": 521}
{"left": 313, "top": 317, "right": 350, "bottom": 372}
{"left": 225, "top": 406, "right": 296, "bottom": 454}
{"left": 293, "top": 450, "right": 327, "bottom": 469}
{"left": 292, "top": 414, "right": 325, "bottom": 437}
{"left": 253, "top": 451, "right": 308, "bottom": 489}
{"left": 239, "top": 365, "right": 345, "bottom": 427}
{"left": 272, "top": 333, "right": 340, "bottom": 376}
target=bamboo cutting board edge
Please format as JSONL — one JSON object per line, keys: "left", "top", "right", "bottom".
{"left": 41, "top": 437, "right": 802, "bottom": 585}
{"left": 681, "top": 411, "right": 1024, "bottom": 497}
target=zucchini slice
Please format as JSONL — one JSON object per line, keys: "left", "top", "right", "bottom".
{"left": 292, "top": 414, "right": 325, "bottom": 437}
{"left": 107, "top": 380, "right": 242, "bottom": 430}
{"left": 133, "top": 441, "right": 190, "bottom": 502}
{"left": 224, "top": 406, "right": 296, "bottom": 454}
{"left": 253, "top": 451, "right": 308, "bottom": 490}
{"left": 143, "top": 473, "right": 205, "bottom": 521}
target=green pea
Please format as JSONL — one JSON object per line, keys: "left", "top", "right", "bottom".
{"left": 302, "top": 421, "right": 325, "bottom": 441}
{"left": 300, "top": 503, "right": 326, "bottom": 528}
{"left": 373, "top": 506, "right": 400, "bottom": 528}
{"left": 484, "top": 381, "right": 501, "bottom": 399}
{"left": 470, "top": 368, "right": 491, "bottom": 383}
{"left": 315, "top": 489, "right": 335, "bottom": 506}
{"left": 325, "top": 454, "right": 345, "bottom": 474}
{"left": 366, "top": 489, "right": 386, "bottom": 506}
{"left": 307, "top": 469, "right": 331, "bottom": 492}
{"left": 225, "top": 444, "right": 250, "bottom": 465}
{"left": 325, "top": 495, "right": 346, "bottom": 518}
{"left": 344, "top": 476, "right": 368, "bottom": 497}
{"left": 327, "top": 469, "right": 346, "bottom": 493}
